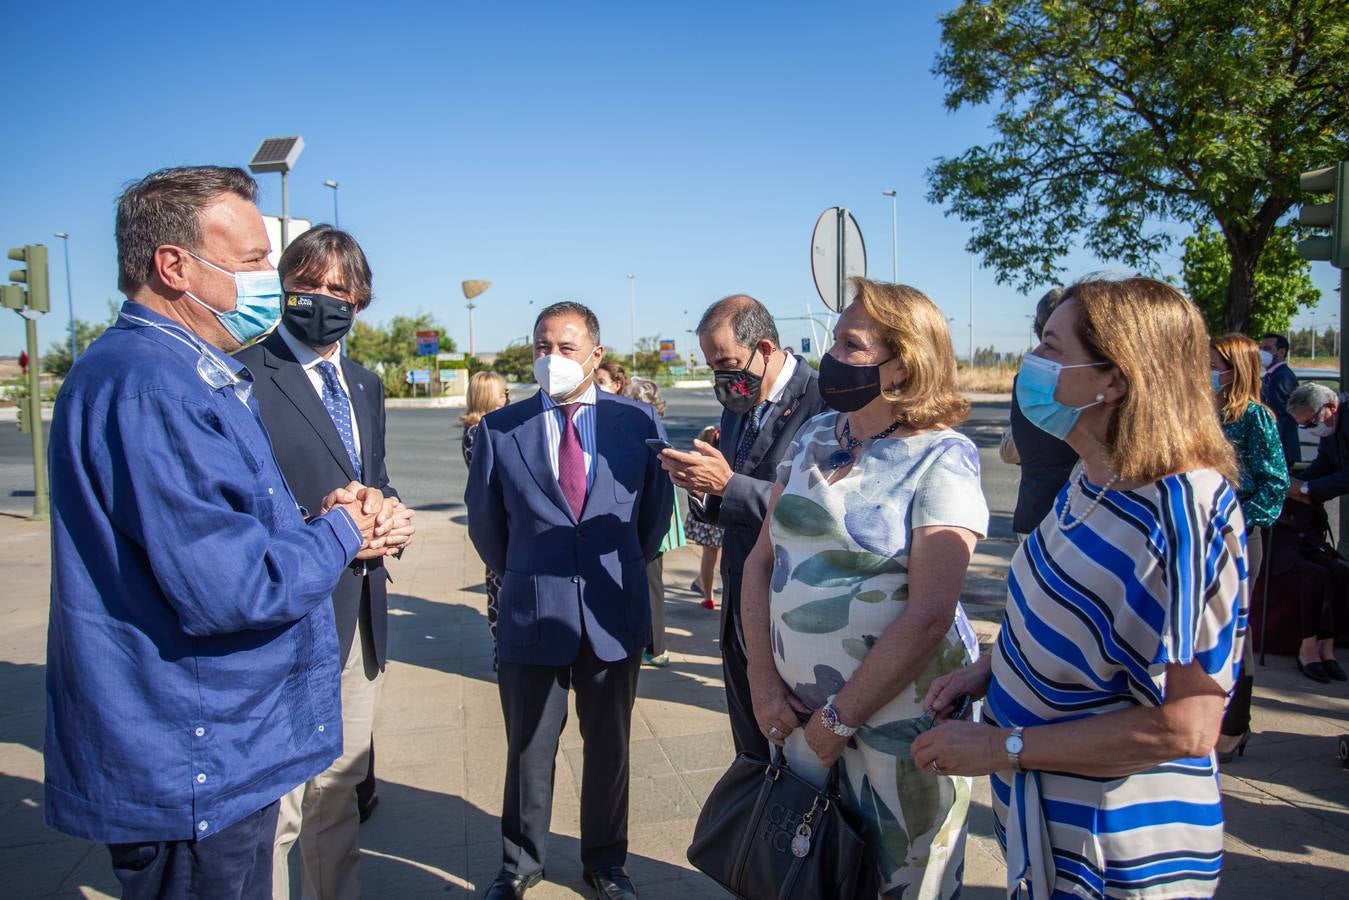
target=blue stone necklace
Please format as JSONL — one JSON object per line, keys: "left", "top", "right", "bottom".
{"left": 828, "top": 416, "right": 904, "bottom": 472}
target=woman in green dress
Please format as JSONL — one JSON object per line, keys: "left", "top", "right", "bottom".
{"left": 1211, "top": 332, "right": 1287, "bottom": 759}
{"left": 740, "top": 280, "right": 989, "bottom": 898}
{"left": 627, "top": 377, "right": 686, "bottom": 666}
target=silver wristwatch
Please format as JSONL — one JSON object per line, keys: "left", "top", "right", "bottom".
{"left": 819, "top": 701, "right": 857, "bottom": 738}
{"left": 1005, "top": 726, "right": 1025, "bottom": 771}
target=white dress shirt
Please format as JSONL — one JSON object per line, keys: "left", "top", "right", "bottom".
{"left": 539, "top": 382, "right": 597, "bottom": 490}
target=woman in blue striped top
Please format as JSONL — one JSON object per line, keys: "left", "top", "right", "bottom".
{"left": 913, "top": 278, "right": 1247, "bottom": 899}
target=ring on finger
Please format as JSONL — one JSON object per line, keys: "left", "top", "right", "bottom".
{"left": 768, "top": 724, "right": 782, "bottom": 738}
{"left": 929, "top": 760, "right": 942, "bottom": 775}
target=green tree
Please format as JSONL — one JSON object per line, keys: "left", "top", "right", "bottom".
{"left": 1182, "top": 224, "right": 1321, "bottom": 336}
{"left": 344, "top": 313, "right": 457, "bottom": 396}
{"left": 492, "top": 342, "right": 535, "bottom": 382}
{"left": 927, "top": 0, "right": 1349, "bottom": 333}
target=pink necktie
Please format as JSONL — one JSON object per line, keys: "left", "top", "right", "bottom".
{"left": 557, "top": 403, "right": 586, "bottom": 518}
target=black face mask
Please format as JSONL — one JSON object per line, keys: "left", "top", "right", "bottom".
{"left": 818, "top": 352, "right": 894, "bottom": 413}
{"left": 713, "top": 351, "right": 768, "bottom": 415}
{"left": 281, "top": 291, "right": 355, "bottom": 347}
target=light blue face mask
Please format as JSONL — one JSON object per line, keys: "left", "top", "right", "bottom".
{"left": 1015, "top": 352, "right": 1109, "bottom": 440}
{"left": 1211, "top": 369, "right": 1225, "bottom": 392}
{"left": 183, "top": 251, "right": 282, "bottom": 344}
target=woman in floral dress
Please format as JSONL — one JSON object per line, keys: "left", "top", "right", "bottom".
{"left": 740, "top": 279, "right": 989, "bottom": 898}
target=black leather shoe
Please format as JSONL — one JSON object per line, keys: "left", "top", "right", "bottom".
{"left": 357, "top": 792, "right": 379, "bottom": 824}
{"left": 583, "top": 866, "right": 637, "bottom": 900}
{"left": 1324, "top": 659, "right": 1347, "bottom": 682}
{"left": 482, "top": 870, "right": 543, "bottom": 900}
{"left": 1299, "top": 659, "right": 1331, "bottom": 684}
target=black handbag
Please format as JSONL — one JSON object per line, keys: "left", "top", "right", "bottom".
{"left": 686, "top": 748, "right": 881, "bottom": 899}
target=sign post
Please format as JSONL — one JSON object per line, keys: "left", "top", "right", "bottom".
{"left": 810, "top": 207, "right": 866, "bottom": 312}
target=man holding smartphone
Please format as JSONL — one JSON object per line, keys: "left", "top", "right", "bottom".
{"left": 660, "top": 295, "right": 824, "bottom": 758}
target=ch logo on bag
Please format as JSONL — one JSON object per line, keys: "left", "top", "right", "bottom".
{"left": 760, "top": 801, "right": 805, "bottom": 854}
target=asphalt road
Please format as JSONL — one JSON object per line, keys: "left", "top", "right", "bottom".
{"left": 1, "top": 389, "right": 1023, "bottom": 530}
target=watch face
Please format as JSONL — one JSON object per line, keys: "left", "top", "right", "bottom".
{"left": 1006, "top": 734, "right": 1025, "bottom": 754}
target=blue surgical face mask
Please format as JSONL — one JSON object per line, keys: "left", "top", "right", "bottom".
{"left": 1015, "top": 352, "right": 1109, "bottom": 440}
{"left": 183, "top": 251, "right": 282, "bottom": 344}
{"left": 1211, "top": 369, "right": 1224, "bottom": 392}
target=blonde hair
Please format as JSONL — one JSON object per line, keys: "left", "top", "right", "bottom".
{"left": 852, "top": 278, "right": 969, "bottom": 429}
{"left": 460, "top": 370, "right": 507, "bottom": 427}
{"left": 625, "top": 377, "right": 665, "bottom": 418}
{"left": 1068, "top": 277, "right": 1237, "bottom": 484}
{"left": 1211, "top": 333, "right": 1267, "bottom": 425}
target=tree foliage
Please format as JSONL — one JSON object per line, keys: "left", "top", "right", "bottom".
{"left": 928, "top": 0, "right": 1349, "bottom": 332}
{"left": 343, "top": 313, "right": 458, "bottom": 397}
{"left": 43, "top": 302, "right": 120, "bottom": 377}
{"left": 1182, "top": 224, "right": 1320, "bottom": 336}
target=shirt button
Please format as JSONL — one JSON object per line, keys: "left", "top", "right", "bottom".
{"left": 317, "top": 724, "right": 326, "bottom": 732}
{"left": 572, "top": 575, "right": 580, "bottom": 584}
{"left": 198, "top": 821, "right": 209, "bottom": 832}
{"left": 268, "top": 487, "right": 275, "bottom": 495}
{"left": 196, "top": 773, "right": 206, "bottom": 784}
{"left": 194, "top": 726, "right": 206, "bottom": 737}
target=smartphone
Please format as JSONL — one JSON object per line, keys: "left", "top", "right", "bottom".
{"left": 645, "top": 438, "right": 675, "bottom": 453}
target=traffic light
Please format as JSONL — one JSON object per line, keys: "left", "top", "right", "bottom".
{"left": 0, "top": 284, "right": 23, "bottom": 310}
{"left": 1297, "top": 163, "right": 1349, "bottom": 268}
{"left": 6, "top": 244, "right": 50, "bottom": 312}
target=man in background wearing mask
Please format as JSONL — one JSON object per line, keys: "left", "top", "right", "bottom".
{"left": 1287, "top": 382, "right": 1349, "bottom": 503}
{"left": 46, "top": 167, "right": 386, "bottom": 899}
{"left": 660, "top": 295, "right": 823, "bottom": 758}
{"left": 465, "top": 302, "right": 673, "bottom": 900}
{"left": 233, "top": 225, "right": 415, "bottom": 899}
{"left": 1261, "top": 332, "right": 1301, "bottom": 469}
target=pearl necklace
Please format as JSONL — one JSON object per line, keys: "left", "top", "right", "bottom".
{"left": 1059, "top": 467, "right": 1121, "bottom": 530}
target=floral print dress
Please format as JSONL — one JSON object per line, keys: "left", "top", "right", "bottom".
{"left": 768, "top": 413, "right": 989, "bottom": 898}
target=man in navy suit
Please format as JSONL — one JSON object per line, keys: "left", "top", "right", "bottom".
{"left": 234, "top": 226, "right": 415, "bottom": 899}
{"left": 466, "top": 302, "right": 674, "bottom": 900}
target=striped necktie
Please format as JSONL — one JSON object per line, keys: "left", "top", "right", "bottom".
{"left": 733, "top": 401, "right": 771, "bottom": 472}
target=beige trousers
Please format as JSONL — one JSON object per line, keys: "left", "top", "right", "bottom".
{"left": 273, "top": 627, "right": 383, "bottom": 900}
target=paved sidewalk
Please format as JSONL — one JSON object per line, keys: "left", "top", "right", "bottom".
{"left": 1, "top": 511, "right": 1346, "bottom": 898}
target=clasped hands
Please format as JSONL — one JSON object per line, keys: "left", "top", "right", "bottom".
{"left": 660, "top": 440, "right": 733, "bottom": 496}
{"left": 318, "top": 481, "right": 417, "bottom": 559}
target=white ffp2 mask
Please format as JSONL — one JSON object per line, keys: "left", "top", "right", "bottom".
{"left": 534, "top": 353, "right": 592, "bottom": 398}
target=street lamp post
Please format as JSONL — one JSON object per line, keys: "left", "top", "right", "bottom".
{"left": 881, "top": 190, "right": 897, "bottom": 282}
{"left": 53, "top": 232, "right": 76, "bottom": 364}
{"left": 968, "top": 255, "right": 976, "bottom": 366}
{"left": 323, "top": 180, "right": 340, "bottom": 226}
{"left": 627, "top": 274, "right": 637, "bottom": 371}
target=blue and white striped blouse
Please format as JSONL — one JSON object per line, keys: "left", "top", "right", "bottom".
{"left": 985, "top": 468, "right": 1247, "bottom": 899}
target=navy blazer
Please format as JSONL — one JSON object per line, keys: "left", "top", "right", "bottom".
{"left": 465, "top": 390, "right": 675, "bottom": 666}
{"left": 234, "top": 330, "right": 398, "bottom": 669}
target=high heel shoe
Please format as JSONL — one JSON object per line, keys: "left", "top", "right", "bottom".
{"left": 1298, "top": 659, "right": 1331, "bottom": 684}
{"left": 1216, "top": 730, "right": 1250, "bottom": 763}
{"left": 1323, "top": 659, "right": 1347, "bottom": 682}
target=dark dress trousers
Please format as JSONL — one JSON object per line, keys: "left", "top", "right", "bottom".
{"left": 695, "top": 356, "right": 823, "bottom": 758}
{"left": 1008, "top": 380, "right": 1078, "bottom": 535}
{"left": 464, "top": 390, "right": 674, "bottom": 877}
{"left": 234, "top": 331, "right": 398, "bottom": 671}
{"left": 1262, "top": 362, "right": 1302, "bottom": 469}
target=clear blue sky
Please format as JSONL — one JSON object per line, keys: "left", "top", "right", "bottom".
{"left": 2, "top": 1, "right": 1339, "bottom": 361}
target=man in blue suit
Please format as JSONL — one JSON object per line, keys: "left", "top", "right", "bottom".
{"left": 466, "top": 301, "right": 674, "bottom": 900}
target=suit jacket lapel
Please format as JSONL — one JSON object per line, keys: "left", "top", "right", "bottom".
{"left": 515, "top": 394, "right": 577, "bottom": 523}
{"left": 262, "top": 333, "right": 358, "bottom": 481}
{"left": 741, "top": 358, "right": 812, "bottom": 473}
{"left": 342, "top": 357, "right": 378, "bottom": 479}
{"left": 581, "top": 396, "right": 614, "bottom": 521}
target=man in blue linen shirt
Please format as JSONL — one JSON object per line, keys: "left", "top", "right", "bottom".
{"left": 46, "top": 166, "right": 384, "bottom": 900}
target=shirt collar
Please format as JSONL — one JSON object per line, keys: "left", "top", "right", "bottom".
{"left": 764, "top": 352, "right": 798, "bottom": 406}
{"left": 277, "top": 321, "right": 340, "bottom": 371}
{"left": 539, "top": 381, "right": 598, "bottom": 410}
{"left": 117, "top": 300, "right": 249, "bottom": 378}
